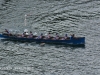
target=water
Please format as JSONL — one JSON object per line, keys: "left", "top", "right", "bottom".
{"left": 0, "top": 0, "right": 100, "bottom": 75}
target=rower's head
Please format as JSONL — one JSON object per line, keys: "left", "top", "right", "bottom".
{"left": 41, "top": 33, "right": 43, "bottom": 36}
{"left": 65, "top": 34, "right": 67, "bottom": 37}
{"left": 5, "top": 29, "right": 8, "bottom": 31}
{"left": 30, "top": 31, "right": 32, "bottom": 33}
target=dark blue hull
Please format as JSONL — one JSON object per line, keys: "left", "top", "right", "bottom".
{"left": 0, "top": 34, "right": 85, "bottom": 46}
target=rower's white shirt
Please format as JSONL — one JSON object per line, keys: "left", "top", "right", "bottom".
{"left": 26, "top": 32, "right": 29, "bottom": 35}
{"left": 24, "top": 29, "right": 28, "bottom": 32}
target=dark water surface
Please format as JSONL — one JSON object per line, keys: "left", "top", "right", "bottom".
{"left": 0, "top": 0, "right": 100, "bottom": 75}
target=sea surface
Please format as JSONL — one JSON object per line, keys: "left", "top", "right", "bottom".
{"left": 0, "top": 0, "right": 100, "bottom": 75}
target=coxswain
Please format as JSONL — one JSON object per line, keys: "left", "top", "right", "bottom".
{"left": 5, "top": 29, "right": 9, "bottom": 33}
{"left": 4, "top": 29, "right": 12, "bottom": 36}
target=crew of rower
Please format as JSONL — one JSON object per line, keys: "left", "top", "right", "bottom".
{"left": 3, "top": 29, "right": 75, "bottom": 40}
{"left": 22, "top": 31, "right": 33, "bottom": 38}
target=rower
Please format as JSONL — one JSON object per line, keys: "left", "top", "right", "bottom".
{"left": 4, "top": 29, "right": 9, "bottom": 33}
{"left": 64, "top": 34, "right": 68, "bottom": 39}
{"left": 70, "top": 34, "right": 75, "bottom": 39}
{"left": 45, "top": 32, "right": 51, "bottom": 39}
{"left": 3, "top": 29, "right": 12, "bottom": 36}
{"left": 26, "top": 32, "right": 29, "bottom": 35}
{"left": 40, "top": 33, "right": 43, "bottom": 39}
{"left": 23, "top": 29, "right": 29, "bottom": 37}
{"left": 37, "top": 33, "right": 44, "bottom": 39}
{"left": 33, "top": 32, "right": 38, "bottom": 39}
{"left": 55, "top": 33, "right": 59, "bottom": 40}
{"left": 29, "top": 31, "right": 33, "bottom": 38}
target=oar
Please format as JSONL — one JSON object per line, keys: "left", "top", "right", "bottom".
{"left": 40, "top": 43, "right": 45, "bottom": 46}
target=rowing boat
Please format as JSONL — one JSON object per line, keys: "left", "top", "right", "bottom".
{"left": 0, "top": 14, "right": 85, "bottom": 47}
{"left": 0, "top": 33, "right": 85, "bottom": 46}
